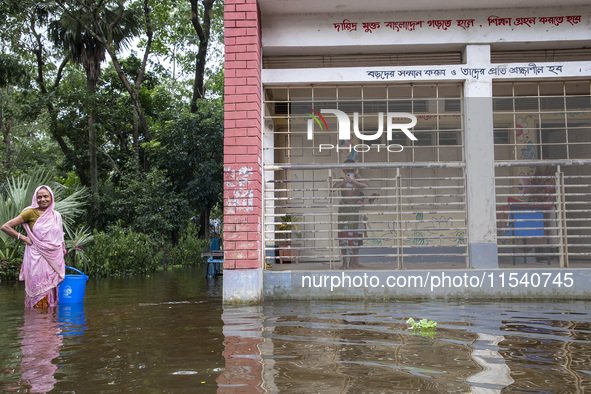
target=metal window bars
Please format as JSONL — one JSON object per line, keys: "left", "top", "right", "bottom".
{"left": 263, "top": 162, "right": 468, "bottom": 270}
{"left": 495, "top": 161, "right": 591, "bottom": 268}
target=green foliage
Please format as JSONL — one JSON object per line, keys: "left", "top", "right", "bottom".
{"left": 82, "top": 222, "right": 208, "bottom": 278}
{"left": 3, "top": 132, "right": 65, "bottom": 181}
{"left": 278, "top": 215, "right": 302, "bottom": 239}
{"left": 0, "top": 258, "right": 21, "bottom": 282}
{"left": 165, "top": 224, "right": 208, "bottom": 266}
{"left": 85, "top": 224, "right": 163, "bottom": 277}
{"left": 92, "top": 166, "right": 190, "bottom": 240}
{"left": 407, "top": 317, "right": 438, "bottom": 338}
{"left": 48, "top": 1, "right": 140, "bottom": 80}
{"left": 150, "top": 99, "right": 223, "bottom": 211}
{"left": 148, "top": 0, "right": 224, "bottom": 98}
{"left": 65, "top": 225, "right": 94, "bottom": 272}
{"left": 0, "top": 54, "right": 29, "bottom": 88}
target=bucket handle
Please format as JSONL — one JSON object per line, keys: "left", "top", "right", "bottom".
{"left": 65, "top": 266, "right": 89, "bottom": 280}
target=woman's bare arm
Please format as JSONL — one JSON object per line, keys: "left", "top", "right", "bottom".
{"left": 1, "top": 215, "right": 32, "bottom": 245}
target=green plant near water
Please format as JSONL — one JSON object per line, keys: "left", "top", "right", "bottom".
{"left": 165, "top": 224, "right": 209, "bottom": 266}
{"left": 65, "top": 226, "right": 95, "bottom": 272}
{"left": 407, "top": 317, "right": 438, "bottom": 338}
{"left": 0, "top": 258, "right": 21, "bottom": 282}
{"left": 85, "top": 223, "right": 164, "bottom": 277}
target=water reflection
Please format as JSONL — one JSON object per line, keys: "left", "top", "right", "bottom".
{"left": 467, "top": 333, "right": 514, "bottom": 394}
{"left": 58, "top": 303, "right": 87, "bottom": 337}
{"left": 217, "top": 306, "right": 265, "bottom": 393}
{"left": 2, "top": 268, "right": 591, "bottom": 392}
{"left": 19, "top": 308, "right": 62, "bottom": 393}
{"left": 218, "top": 301, "right": 591, "bottom": 393}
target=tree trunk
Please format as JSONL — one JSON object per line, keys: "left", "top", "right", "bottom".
{"left": 132, "top": 108, "right": 139, "bottom": 150}
{"left": 190, "top": 37, "right": 209, "bottom": 112}
{"left": 0, "top": 88, "right": 10, "bottom": 170}
{"left": 87, "top": 77, "right": 99, "bottom": 195}
{"left": 189, "top": 0, "right": 215, "bottom": 113}
{"left": 199, "top": 206, "right": 210, "bottom": 239}
{"left": 1, "top": 126, "right": 9, "bottom": 171}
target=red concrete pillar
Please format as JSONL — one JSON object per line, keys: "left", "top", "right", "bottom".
{"left": 223, "top": 0, "right": 262, "bottom": 273}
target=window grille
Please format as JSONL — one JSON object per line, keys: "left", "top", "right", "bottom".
{"left": 493, "top": 80, "right": 591, "bottom": 266}
{"left": 263, "top": 83, "right": 467, "bottom": 270}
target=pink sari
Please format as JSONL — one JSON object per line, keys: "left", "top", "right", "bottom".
{"left": 19, "top": 185, "right": 66, "bottom": 307}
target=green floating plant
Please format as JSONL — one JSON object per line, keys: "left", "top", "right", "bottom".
{"left": 407, "top": 318, "right": 437, "bottom": 338}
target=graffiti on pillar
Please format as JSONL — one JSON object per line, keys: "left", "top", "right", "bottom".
{"left": 225, "top": 166, "right": 254, "bottom": 211}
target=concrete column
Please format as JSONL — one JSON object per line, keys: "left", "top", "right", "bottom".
{"left": 223, "top": 0, "right": 264, "bottom": 302}
{"left": 463, "top": 45, "right": 499, "bottom": 269}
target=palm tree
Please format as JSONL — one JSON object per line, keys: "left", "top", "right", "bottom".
{"left": 49, "top": 1, "right": 139, "bottom": 194}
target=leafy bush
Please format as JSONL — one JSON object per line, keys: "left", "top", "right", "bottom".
{"left": 0, "top": 238, "right": 21, "bottom": 281}
{"left": 89, "top": 167, "right": 190, "bottom": 242}
{"left": 85, "top": 224, "right": 163, "bottom": 277}
{"left": 0, "top": 258, "right": 21, "bottom": 282}
{"left": 165, "top": 224, "right": 208, "bottom": 266}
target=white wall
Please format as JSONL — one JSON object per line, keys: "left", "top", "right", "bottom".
{"left": 262, "top": 6, "right": 591, "bottom": 55}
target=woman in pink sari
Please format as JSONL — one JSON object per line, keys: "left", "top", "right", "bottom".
{"left": 1, "top": 185, "right": 66, "bottom": 307}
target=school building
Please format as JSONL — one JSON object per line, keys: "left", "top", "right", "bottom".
{"left": 222, "top": 0, "right": 591, "bottom": 302}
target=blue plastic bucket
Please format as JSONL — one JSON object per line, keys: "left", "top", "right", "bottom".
{"left": 58, "top": 266, "right": 89, "bottom": 304}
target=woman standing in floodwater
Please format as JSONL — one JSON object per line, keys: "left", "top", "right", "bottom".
{"left": 1, "top": 185, "right": 66, "bottom": 308}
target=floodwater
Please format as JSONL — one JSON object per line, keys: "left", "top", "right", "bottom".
{"left": 0, "top": 267, "right": 590, "bottom": 393}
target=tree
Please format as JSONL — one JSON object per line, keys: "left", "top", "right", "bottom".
{"left": 189, "top": 0, "right": 217, "bottom": 112}
{"left": 146, "top": 0, "right": 222, "bottom": 104}
{"left": 0, "top": 0, "right": 227, "bottom": 243}
{"left": 0, "top": 54, "right": 29, "bottom": 171}
{"left": 49, "top": 0, "right": 140, "bottom": 194}
{"left": 150, "top": 98, "right": 223, "bottom": 237}
{"left": 10, "top": 1, "right": 93, "bottom": 187}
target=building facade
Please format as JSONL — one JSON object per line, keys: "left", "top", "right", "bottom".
{"left": 223, "top": 0, "right": 591, "bottom": 302}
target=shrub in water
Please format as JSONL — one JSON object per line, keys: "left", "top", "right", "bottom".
{"left": 166, "top": 224, "right": 209, "bottom": 267}
{"left": 85, "top": 224, "right": 163, "bottom": 277}
{"left": 0, "top": 258, "right": 21, "bottom": 282}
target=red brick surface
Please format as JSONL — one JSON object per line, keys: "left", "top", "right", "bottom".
{"left": 223, "top": 0, "right": 262, "bottom": 271}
